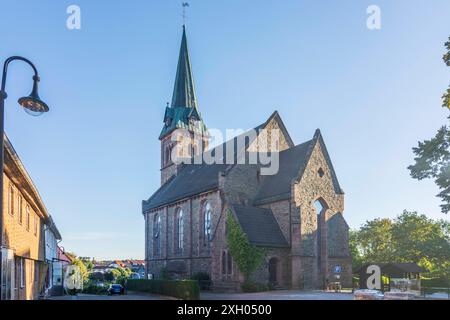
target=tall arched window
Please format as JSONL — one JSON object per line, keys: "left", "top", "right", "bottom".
{"left": 204, "top": 202, "right": 212, "bottom": 245}
{"left": 314, "top": 198, "right": 328, "bottom": 272}
{"left": 153, "top": 213, "right": 161, "bottom": 256}
{"left": 177, "top": 209, "right": 184, "bottom": 251}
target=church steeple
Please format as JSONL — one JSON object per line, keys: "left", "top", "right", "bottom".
{"left": 159, "top": 25, "right": 207, "bottom": 140}
{"left": 171, "top": 25, "right": 197, "bottom": 109}
{"left": 159, "top": 25, "right": 209, "bottom": 185}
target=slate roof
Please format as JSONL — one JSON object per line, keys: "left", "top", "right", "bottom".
{"left": 253, "top": 129, "right": 343, "bottom": 205}
{"left": 144, "top": 118, "right": 266, "bottom": 211}
{"left": 231, "top": 204, "right": 289, "bottom": 248}
{"left": 143, "top": 163, "right": 229, "bottom": 211}
{"left": 253, "top": 139, "right": 314, "bottom": 204}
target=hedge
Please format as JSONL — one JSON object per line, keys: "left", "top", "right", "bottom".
{"left": 126, "top": 279, "right": 200, "bottom": 300}
{"left": 421, "top": 278, "right": 449, "bottom": 289}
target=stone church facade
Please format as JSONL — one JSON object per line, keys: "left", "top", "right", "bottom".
{"left": 142, "top": 26, "right": 351, "bottom": 291}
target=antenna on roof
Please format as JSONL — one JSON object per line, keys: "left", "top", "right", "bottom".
{"left": 182, "top": 2, "right": 189, "bottom": 26}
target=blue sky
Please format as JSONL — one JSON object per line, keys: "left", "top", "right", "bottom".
{"left": 1, "top": 1, "right": 449, "bottom": 259}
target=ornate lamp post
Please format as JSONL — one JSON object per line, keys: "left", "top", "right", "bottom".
{"left": 0, "top": 56, "right": 49, "bottom": 300}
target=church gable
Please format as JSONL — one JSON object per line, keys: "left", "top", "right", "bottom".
{"left": 247, "top": 111, "right": 294, "bottom": 153}
{"left": 294, "top": 130, "right": 344, "bottom": 212}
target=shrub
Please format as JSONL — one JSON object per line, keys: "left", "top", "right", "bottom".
{"left": 126, "top": 279, "right": 200, "bottom": 300}
{"left": 191, "top": 272, "right": 212, "bottom": 290}
{"left": 160, "top": 267, "right": 172, "bottom": 280}
{"left": 241, "top": 281, "right": 269, "bottom": 293}
{"left": 83, "top": 282, "right": 108, "bottom": 295}
{"left": 422, "top": 278, "right": 449, "bottom": 288}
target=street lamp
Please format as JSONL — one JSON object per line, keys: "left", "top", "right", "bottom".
{"left": 0, "top": 56, "right": 49, "bottom": 300}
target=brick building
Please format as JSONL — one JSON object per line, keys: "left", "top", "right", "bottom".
{"left": 142, "top": 26, "right": 351, "bottom": 290}
{"left": 1, "top": 135, "right": 61, "bottom": 299}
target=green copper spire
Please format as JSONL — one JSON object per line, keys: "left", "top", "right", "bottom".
{"left": 159, "top": 26, "right": 208, "bottom": 140}
{"left": 171, "top": 25, "right": 197, "bottom": 109}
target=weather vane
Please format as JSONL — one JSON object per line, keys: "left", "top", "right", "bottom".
{"left": 182, "top": 2, "right": 189, "bottom": 25}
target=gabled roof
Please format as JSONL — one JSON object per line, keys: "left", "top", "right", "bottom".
{"left": 144, "top": 117, "right": 266, "bottom": 212}
{"left": 231, "top": 204, "right": 289, "bottom": 248}
{"left": 254, "top": 129, "right": 343, "bottom": 205}
{"left": 143, "top": 163, "right": 229, "bottom": 212}
{"left": 253, "top": 139, "right": 314, "bottom": 205}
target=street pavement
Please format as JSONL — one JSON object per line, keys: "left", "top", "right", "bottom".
{"left": 201, "top": 290, "right": 354, "bottom": 300}
{"left": 49, "top": 291, "right": 171, "bottom": 300}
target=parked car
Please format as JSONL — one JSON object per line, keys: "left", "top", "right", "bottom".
{"left": 108, "top": 284, "right": 125, "bottom": 295}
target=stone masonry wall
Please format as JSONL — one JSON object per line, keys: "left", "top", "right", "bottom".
{"left": 292, "top": 139, "right": 350, "bottom": 289}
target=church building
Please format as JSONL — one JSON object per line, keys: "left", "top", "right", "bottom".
{"left": 142, "top": 26, "right": 351, "bottom": 291}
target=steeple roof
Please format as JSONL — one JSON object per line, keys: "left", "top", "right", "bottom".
{"left": 159, "top": 26, "right": 207, "bottom": 140}
{"left": 171, "top": 25, "right": 197, "bottom": 109}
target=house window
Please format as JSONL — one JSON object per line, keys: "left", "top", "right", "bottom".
{"left": 153, "top": 213, "right": 161, "bottom": 256}
{"left": 34, "top": 214, "right": 38, "bottom": 236}
{"left": 204, "top": 202, "right": 212, "bottom": 245}
{"left": 19, "top": 258, "right": 25, "bottom": 288}
{"left": 34, "top": 262, "right": 39, "bottom": 285}
{"left": 26, "top": 205, "right": 31, "bottom": 231}
{"left": 177, "top": 209, "right": 184, "bottom": 251}
{"left": 18, "top": 195, "right": 23, "bottom": 224}
{"left": 8, "top": 185, "right": 14, "bottom": 216}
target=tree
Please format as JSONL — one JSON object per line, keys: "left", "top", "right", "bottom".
{"left": 356, "top": 218, "right": 394, "bottom": 263}
{"left": 352, "top": 211, "right": 450, "bottom": 279}
{"left": 104, "top": 269, "right": 121, "bottom": 282}
{"left": 409, "top": 36, "right": 450, "bottom": 213}
{"left": 349, "top": 230, "right": 363, "bottom": 270}
{"left": 226, "top": 212, "right": 265, "bottom": 283}
{"left": 391, "top": 211, "right": 450, "bottom": 278}
{"left": 71, "top": 258, "right": 89, "bottom": 283}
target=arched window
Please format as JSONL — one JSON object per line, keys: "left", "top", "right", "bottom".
{"left": 314, "top": 198, "right": 328, "bottom": 272}
{"left": 222, "top": 251, "right": 227, "bottom": 275}
{"left": 227, "top": 251, "right": 233, "bottom": 275}
{"left": 153, "top": 213, "right": 161, "bottom": 256}
{"left": 204, "top": 202, "right": 212, "bottom": 245}
{"left": 177, "top": 209, "right": 184, "bottom": 251}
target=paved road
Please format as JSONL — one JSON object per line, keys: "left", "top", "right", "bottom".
{"left": 201, "top": 290, "right": 354, "bottom": 300}
{"left": 50, "top": 290, "right": 354, "bottom": 300}
{"left": 49, "top": 291, "right": 170, "bottom": 300}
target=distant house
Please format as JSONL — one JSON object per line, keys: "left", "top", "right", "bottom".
{"left": 44, "top": 215, "right": 62, "bottom": 296}
{"left": 108, "top": 260, "right": 126, "bottom": 269}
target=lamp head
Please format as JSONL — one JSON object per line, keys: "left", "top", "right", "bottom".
{"left": 18, "top": 75, "right": 49, "bottom": 116}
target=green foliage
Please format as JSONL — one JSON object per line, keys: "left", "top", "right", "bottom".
{"left": 349, "top": 230, "right": 363, "bottom": 271}
{"left": 190, "top": 272, "right": 211, "bottom": 290}
{"left": 71, "top": 258, "right": 89, "bottom": 283}
{"left": 160, "top": 267, "right": 172, "bottom": 280}
{"left": 409, "top": 125, "right": 450, "bottom": 213}
{"left": 241, "top": 281, "right": 269, "bottom": 293}
{"left": 409, "top": 36, "right": 450, "bottom": 213}
{"left": 116, "top": 268, "right": 132, "bottom": 286}
{"left": 351, "top": 210, "right": 450, "bottom": 279}
{"left": 226, "top": 212, "right": 266, "bottom": 281}
{"left": 104, "top": 269, "right": 122, "bottom": 282}
{"left": 89, "top": 271, "right": 104, "bottom": 282}
{"left": 83, "top": 282, "right": 108, "bottom": 295}
{"left": 126, "top": 279, "right": 200, "bottom": 300}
